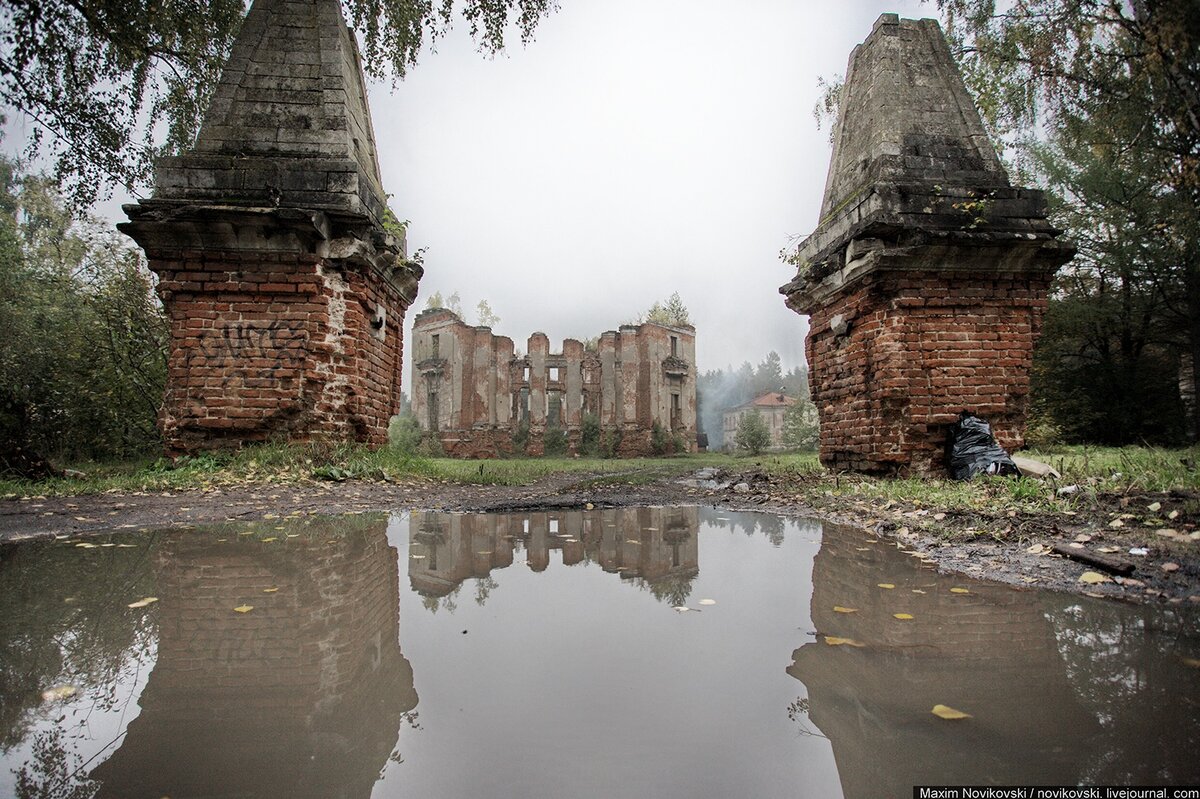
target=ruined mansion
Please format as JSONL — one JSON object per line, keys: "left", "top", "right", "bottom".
{"left": 411, "top": 309, "right": 697, "bottom": 457}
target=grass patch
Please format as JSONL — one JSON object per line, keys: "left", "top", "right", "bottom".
{"left": 0, "top": 444, "right": 742, "bottom": 497}
{"left": 748, "top": 445, "right": 1200, "bottom": 527}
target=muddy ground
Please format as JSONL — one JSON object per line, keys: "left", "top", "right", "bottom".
{"left": 1, "top": 466, "right": 1197, "bottom": 605}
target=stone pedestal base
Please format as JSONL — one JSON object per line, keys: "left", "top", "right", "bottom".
{"left": 122, "top": 204, "right": 418, "bottom": 454}
{"left": 802, "top": 266, "right": 1052, "bottom": 474}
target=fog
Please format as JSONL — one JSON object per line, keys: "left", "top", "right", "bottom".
{"left": 376, "top": 0, "right": 931, "bottom": 373}
{"left": 4, "top": 0, "right": 934, "bottom": 374}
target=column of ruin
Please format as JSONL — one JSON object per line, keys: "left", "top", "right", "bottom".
{"left": 780, "top": 14, "right": 1073, "bottom": 474}
{"left": 120, "top": 0, "right": 420, "bottom": 454}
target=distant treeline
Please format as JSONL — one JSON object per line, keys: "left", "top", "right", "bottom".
{"left": 697, "top": 352, "right": 808, "bottom": 448}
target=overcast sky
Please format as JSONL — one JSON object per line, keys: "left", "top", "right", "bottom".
{"left": 10, "top": 0, "right": 933, "bottom": 375}
{"left": 375, "top": 0, "right": 931, "bottom": 374}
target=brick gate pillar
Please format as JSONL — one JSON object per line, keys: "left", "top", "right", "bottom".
{"left": 781, "top": 14, "right": 1073, "bottom": 474}
{"left": 120, "top": 0, "right": 421, "bottom": 454}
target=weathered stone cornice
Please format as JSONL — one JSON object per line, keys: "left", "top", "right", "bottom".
{"left": 120, "top": 201, "right": 421, "bottom": 303}
{"left": 782, "top": 229, "right": 1074, "bottom": 315}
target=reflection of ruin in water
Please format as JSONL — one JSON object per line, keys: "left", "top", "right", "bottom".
{"left": 787, "top": 522, "right": 1200, "bottom": 795}
{"left": 90, "top": 517, "right": 417, "bottom": 799}
{"left": 409, "top": 507, "right": 700, "bottom": 607}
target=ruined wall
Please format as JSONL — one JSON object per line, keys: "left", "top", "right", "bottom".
{"left": 780, "top": 14, "right": 1072, "bottom": 474}
{"left": 411, "top": 309, "right": 697, "bottom": 457}
{"left": 120, "top": 0, "right": 420, "bottom": 454}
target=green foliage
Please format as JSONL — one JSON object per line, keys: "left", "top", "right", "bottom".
{"left": 600, "top": 428, "right": 624, "bottom": 459}
{"left": 511, "top": 418, "right": 530, "bottom": 453}
{"left": 579, "top": 413, "right": 601, "bottom": 457}
{"left": 387, "top": 413, "right": 424, "bottom": 455}
{"left": 542, "top": 425, "right": 568, "bottom": 456}
{"left": 938, "top": 0, "right": 1200, "bottom": 440}
{"left": 0, "top": 0, "right": 557, "bottom": 209}
{"left": 697, "top": 358, "right": 807, "bottom": 449}
{"left": 650, "top": 420, "right": 670, "bottom": 456}
{"left": 735, "top": 411, "right": 771, "bottom": 455}
{"left": 476, "top": 299, "right": 500, "bottom": 328}
{"left": 781, "top": 400, "right": 820, "bottom": 451}
{"left": 643, "top": 292, "right": 691, "bottom": 327}
{"left": 671, "top": 432, "right": 687, "bottom": 455}
{"left": 0, "top": 159, "right": 167, "bottom": 474}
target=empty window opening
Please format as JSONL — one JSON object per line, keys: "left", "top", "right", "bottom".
{"left": 428, "top": 390, "right": 439, "bottom": 430}
{"left": 549, "top": 366, "right": 560, "bottom": 381}
{"left": 431, "top": 334, "right": 440, "bottom": 358}
{"left": 523, "top": 518, "right": 530, "bottom": 533}
{"left": 549, "top": 519, "right": 559, "bottom": 534}
{"left": 671, "top": 392, "right": 681, "bottom": 428}
{"left": 518, "top": 388, "right": 530, "bottom": 422}
{"left": 523, "top": 366, "right": 530, "bottom": 382}
{"left": 670, "top": 335, "right": 678, "bottom": 357}
{"left": 547, "top": 390, "right": 563, "bottom": 427}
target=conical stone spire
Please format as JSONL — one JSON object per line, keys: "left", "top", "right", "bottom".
{"left": 783, "top": 14, "right": 1069, "bottom": 305}
{"left": 152, "top": 0, "right": 387, "bottom": 225}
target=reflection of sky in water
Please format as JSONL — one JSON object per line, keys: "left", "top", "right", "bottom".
{"left": 0, "top": 508, "right": 1196, "bottom": 798}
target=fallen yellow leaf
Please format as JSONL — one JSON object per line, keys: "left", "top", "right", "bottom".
{"left": 833, "top": 606, "right": 858, "bottom": 613}
{"left": 233, "top": 605, "right": 254, "bottom": 613}
{"left": 261, "top": 537, "right": 278, "bottom": 543}
{"left": 823, "top": 636, "right": 865, "bottom": 647}
{"left": 262, "top": 587, "right": 279, "bottom": 593}
{"left": 877, "top": 583, "right": 895, "bottom": 589}
{"left": 698, "top": 599, "right": 716, "bottom": 606}
{"left": 949, "top": 587, "right": 970, "bottom": 594}
{"left": 893, "top": 613, "right": 914, "bottom": 620}
{"left": 931, "top": 704, "right": 972, "bottom": 720}
{"left": 1181, "top": 657, "right": 1200, "bottom": 669}
{"left": 127, "top": 597, "right": 159, "bottom": 608}
{"left": 1079, "top": 571, "right": 1110, "bottom": 585}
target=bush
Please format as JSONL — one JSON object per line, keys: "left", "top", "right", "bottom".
{"left": 650, "top": 421, "right": 669, "bottom": 456}
{"left": 781, "top": 400, "right": 820, "bottom": 451}
{"left": 511, "top": 419, "right": 530, "bottom": 453}
{"left": 543, "top": 425, "right": 568, "bottom": 456}
{"left": 735, "top": 411, "right": 771, "bottom": 455}
{"left": 671, "top": 433, "right": 687, "bottom": 454}
{"left": 600, "top": 428, "right": 623, "bottom": 459}
{"left": 387, "top": 413, "right": 423, "bottom": 455}
{"left": 579, "top": 413, "right": 601, "bottom": 457}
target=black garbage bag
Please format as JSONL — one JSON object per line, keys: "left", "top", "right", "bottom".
{"left": 946, "top": 411, "right": 1019, "bottom": 480}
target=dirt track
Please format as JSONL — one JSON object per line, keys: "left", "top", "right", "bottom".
{"left": 2, "top": 467, "right": 1197, "bottom": 605}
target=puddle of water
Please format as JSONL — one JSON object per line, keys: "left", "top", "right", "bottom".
{"left": 0, "top": 508, "right": 1197, "bottom": 798}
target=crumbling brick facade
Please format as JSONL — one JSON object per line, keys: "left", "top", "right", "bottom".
{"left": 120, "top": 0, "right": 420, "bottom": 454}
{"left": 781, "top": 15, "right": 1073, "bottom": 474}
{"left": 411, "top": 309, "right": 697, "bottom": 457}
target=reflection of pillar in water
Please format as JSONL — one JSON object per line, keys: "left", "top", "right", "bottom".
{"left": 92, "top": 518, "right": 417, "bottom": 799}
{"left": 787, "top": 522, "right": 1096, "bottom": 797}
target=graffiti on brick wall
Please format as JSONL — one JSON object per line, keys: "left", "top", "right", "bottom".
{"left": 186, "top": 319, "right": 308, "bottom": 382}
